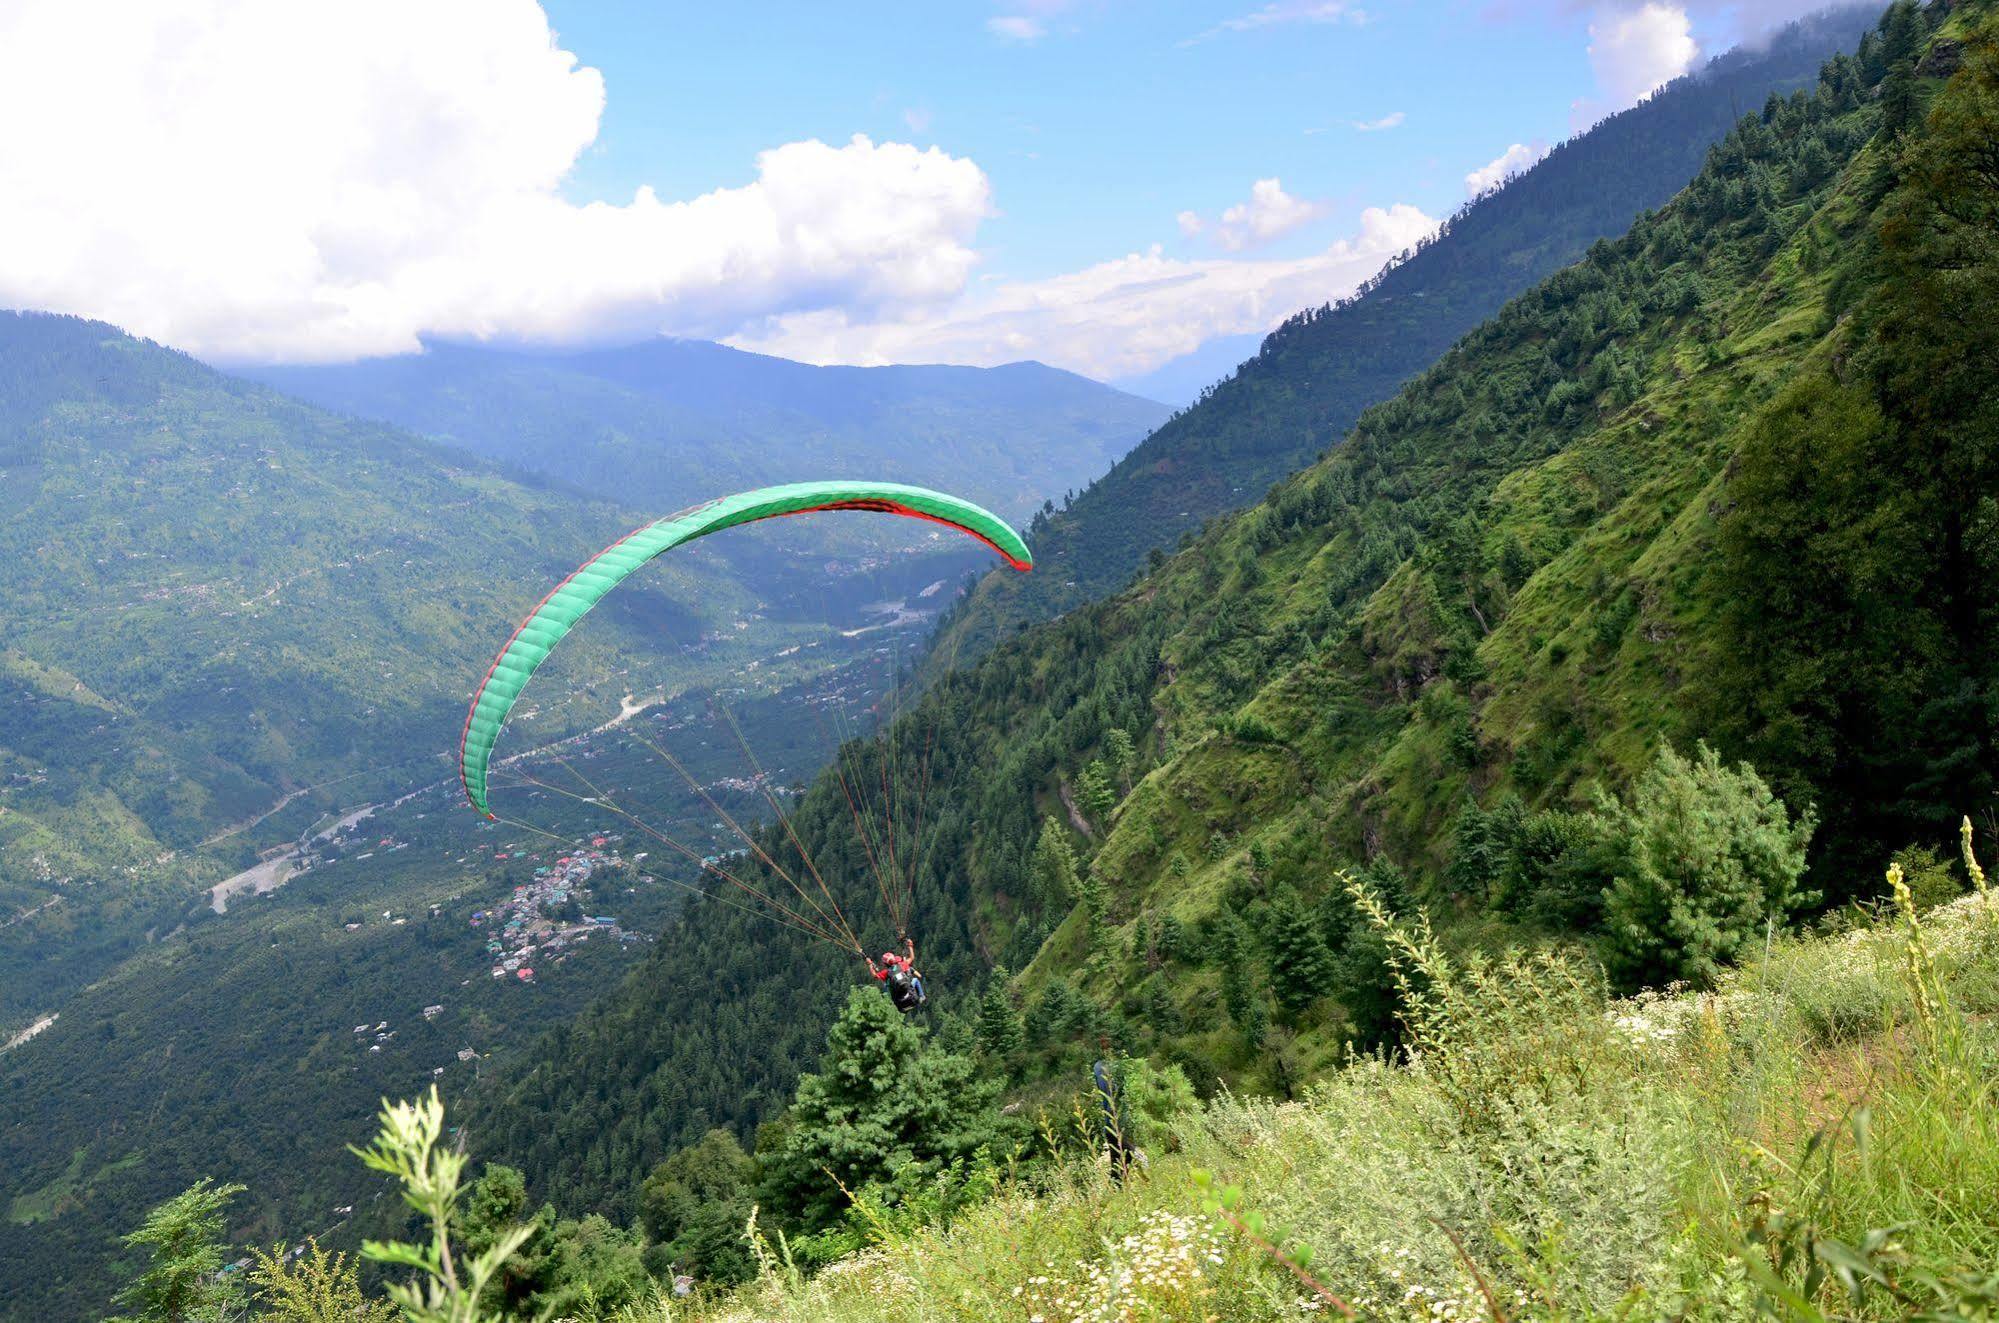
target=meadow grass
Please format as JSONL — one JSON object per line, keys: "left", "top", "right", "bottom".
{"left": 648, "top": 877, "right": 1999, "bottom": 1322}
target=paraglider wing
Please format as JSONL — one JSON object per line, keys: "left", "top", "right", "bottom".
{"left": 459, "top": 480, "right": 1032, "bottom": 817}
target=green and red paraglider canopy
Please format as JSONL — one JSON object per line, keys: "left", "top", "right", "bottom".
{"left": 459, "top": 480, "right": 1032, "bottom": 818}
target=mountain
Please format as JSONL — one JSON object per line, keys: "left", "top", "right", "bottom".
{"left": 0, "top": 314, "right": 943, "bottom": 1030}
{"left": 239, "top": 340, "right": 1169, "bottom": 529}
{"left": 936, "top": 3, "right": 1880, "bottom": 658}
{"left": 1108, "top": 332, "right": 1264, "bottom": 407}
{"left": 472, "top": 0, "right": 1996, "bottom": 1233}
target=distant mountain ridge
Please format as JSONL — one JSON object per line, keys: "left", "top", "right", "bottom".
{"left": 0, "top": 312, "right": 919, "bottom": 1029}
{"left": 241, "top": 339, "right": 1169, "bottom": 529}
{"left": 937, "top": 2, "right": 1880, "bottom": 657}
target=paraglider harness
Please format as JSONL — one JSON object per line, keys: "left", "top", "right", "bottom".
{"left": 869, "top": 938, "right": 926, "bottom": 1013}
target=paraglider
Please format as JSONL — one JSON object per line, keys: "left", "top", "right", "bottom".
{"left": 457, "top": 479, "right": 1032, "bottom": 989}
{"left": 868, "top": 937, "right": 926, "bottom": 1013}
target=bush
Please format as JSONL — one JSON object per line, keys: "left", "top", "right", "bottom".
{"left": 1595, "top": 742, "right": 1816, "bottom": 991}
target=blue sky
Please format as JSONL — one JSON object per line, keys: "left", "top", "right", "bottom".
{"left": 0, "top": 0, "right": 1831, "bottom": 379}
{"left": 547, "top": 1, "right": 1593, "bottom": 286}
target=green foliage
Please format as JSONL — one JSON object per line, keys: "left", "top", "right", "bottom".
{"left": 246, "top": 1240, "right": 395, "bottom": 1323}
{"left": 1103, "top": 728, "right": 1137, "bottom": 789}
{"left": 1892, "top": 843, "right": 1966, "bottom": 912}
{"left": 939, "top": 7, "right": 1877, "bottom": 654}
{"left": 351, "top": 1089, "right": 535, "bottom": 1323}
{"left": 1105, "top": 1057, "right": 1199, "bottom": 1153}
{"left": 973, "top": 970, "right": 1024, "bottom": 1061}
{"left": 757, "top": 988, "right": 1008, "bottom": 1230}
{"left": 1077, "top": 760, "right": 1118, "bottom": 824}
{"left": 1713, "top": 16, "right": 1999, "bottom": 888}
{"left": 1266, "top": 892, "right": 1338, "bottom": 1015}
{"left": 649, "top": 855, "right": 1999, "bottom": 1321}
{"left": 1030, "top": 815, "right": 1080, "bottom": 909}
{"left": 638, "top": 1128, "right": 755, "bottom": 1286}
{"left": 109, "top": 1179, "right": 245, "bottom": 1323}
{"left": 1596, "top": 742, "right": 1816, "bottom": 991}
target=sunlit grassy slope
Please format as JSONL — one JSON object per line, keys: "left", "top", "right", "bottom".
{"left": 630, "top": 883, "right": 1999, "bottom": 1320}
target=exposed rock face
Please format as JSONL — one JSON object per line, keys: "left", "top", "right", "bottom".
{"left": 1919, "top": 38, "right": 1964, "bottom": 78}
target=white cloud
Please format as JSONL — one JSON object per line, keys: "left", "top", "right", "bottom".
{"left": 987, "top": 15, "right": 1047, "bottom": 40}
{"left": 1182, "top": 1, "right": 1368, "bottom": 45}
{"left": 0, "top": 0, "right": 993, "bottom": 363}
{"left": 731, "top": 203, "right": 1439, "bottom": 381}
{"left": 1586, "top": 2, "right": 1698, "bottom": 107}
{"left": 1178, "top": 179, "right": 1328, "bottom": 253}
{"left": 1215, "top": 178, "right": 1326, "bottom": 251}
{"left": 1464, "top": 141, "right": 1548, "bottom": 196}
{"left": 1352, "top": 111, "right": 1406, "bottom": 132}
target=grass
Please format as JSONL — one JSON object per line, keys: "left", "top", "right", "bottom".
{"left": 642, "top": 877, "right": 1999, "bottom": 1321}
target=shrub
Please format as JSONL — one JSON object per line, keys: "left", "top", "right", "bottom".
{"left": 1596, "top": 741, "right": 1816, "bottom": 991}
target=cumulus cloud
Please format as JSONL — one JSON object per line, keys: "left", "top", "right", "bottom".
{"left": 1587, "top": 2, "right": 1699, "bottom": 107}
{"left": 1465, "top": 141, "right": 1549, "bottom": 196}
{"left": 731, "top": 203, "right": 1439, "bottom": 381}
{"left": 1182, "top": 1, "right": 1368, "bottom": 46}
{"left": 0, "top": 0, "right": 992, "bottom": 363}
{"left": 1352, "top": 111, "right": 1407, "bottom": 131}
{"left": 987, "top": 15, "right": 1047, "bottom": 40}
{"left": 1180, "top": 178, "right": 1328, "bottom": 252}
{"left": 1216, "top": 179, "right": 1327, "bottom": 250}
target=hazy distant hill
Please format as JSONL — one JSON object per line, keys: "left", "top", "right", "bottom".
{"left": 939, "top": 3, "right": 1878, "bottom": 656}
{"left": 241, "top": 340, "right": 1169, "bottom": 527}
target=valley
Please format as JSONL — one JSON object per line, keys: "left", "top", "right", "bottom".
{"left": 3, "top": 1, "right": 1997, "bottom": 1318}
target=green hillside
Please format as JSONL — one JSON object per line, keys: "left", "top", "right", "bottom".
{"left": 0, "top": 658, "right": 893, "bottom": 1323}
{"left": 0, "top": 315, "right": 908, "bottom": 1025}
{"left": 935, "top": 4, "right": 1878, "bottom": 658}
{"left": 475, "top": 0, "right": 1996, "bottom": 1234}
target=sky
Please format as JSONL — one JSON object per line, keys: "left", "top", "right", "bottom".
{"left": 0, "top": 0, "right": 1846, "bottom": 383}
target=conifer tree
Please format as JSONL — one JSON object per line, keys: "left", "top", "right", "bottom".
{"left": 1267, "top": 893, "right": 1338, "bottom": 1014}
{"left": 974, "top": 968, "right": 1024, "bottom": 1059}
{"left": 1079, "top": 759, "right": 1118, "bottom": 823}
{"left": 111, "top": 1179, "right": 244, "bottom": 1323}
{"left": 1597, "top": 742, "right": 1815, "bottom": 991}
{"left": 1104, "top": 727, "right": 1137, "bottom": 790}
{"left": 760, "top": 988, "right": 1003, "bottom": 1229}
{"left": 1030, "top": 815, "right": 1079, "bottom": 908}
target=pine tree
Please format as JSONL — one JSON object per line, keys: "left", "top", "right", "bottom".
{"left": 1079, "top": 759, "right": 1118, "bottom": 823}
{"left": 1214, "top": 913, "right": 1263, "bottom": 1044}
{"left": 1267, "top": 893, "right": 1338, "bottom": 1014}
{"left": 1878, "top": 0, "right": 1925, "bottom": 67}
{"left": 1030, "top": 816, "right": 1079, "bottom": 908}
{"left": 1104, "top": 727, "right": 1137, "bottom": 790}
{"left": 760, "top": 988, "right": 1004, "bottom": 1229}
{"left": 1078, "top": 863, "right": 1111, "bottom": 959}
{"left": 1597, "top": 742, "right": 1816, "bottom": 991}
{"left": 111, "top": 1181, "right": 245, "bottom": 1323}
{"left": 975, "top": 967, "right": 1024, "bottom": 1058}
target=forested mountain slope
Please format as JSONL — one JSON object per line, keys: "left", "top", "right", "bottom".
{"left": 478, "top": 0, "right": 1996, "bottom": 1227}
{"left": 938, "top": 3, "right": 1877, "bottom": 655}
{"left": 243, "top": 340, "right": 1167, "bottom": 527}
{"left": 0, "top": 315, "right": 858, "bottom": 1023}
